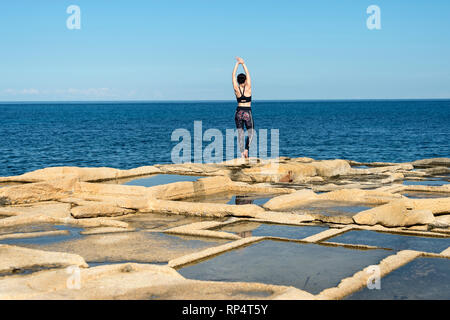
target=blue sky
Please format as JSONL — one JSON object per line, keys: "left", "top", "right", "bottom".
{"left": 1, "top": 0, "right": 449, "bottom": 101}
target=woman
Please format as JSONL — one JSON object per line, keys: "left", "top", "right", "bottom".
{"left": 232, "top": 57, "right": 254, "bottom": 159}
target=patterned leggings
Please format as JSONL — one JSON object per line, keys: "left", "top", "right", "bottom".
{"left": 234, "top": 107, "right": 254, "bottom": 153}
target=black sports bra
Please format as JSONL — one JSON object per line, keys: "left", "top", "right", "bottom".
{"left": 236, "top": 86, "right": 252, "bottom": 103}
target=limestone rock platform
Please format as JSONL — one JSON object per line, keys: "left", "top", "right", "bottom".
{"left": 0, "top": 157, "right": 448, "bottom": 299}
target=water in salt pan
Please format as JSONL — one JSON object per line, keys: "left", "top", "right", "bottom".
{"left": 214, "top": 221, "right": 328, "bottom": 240}
{"left": 12, "top": 229, "right": 228, "bottom": 265}
{"left": 121, "top": 212, "right": 226, "bottom": 231}
{"left": 402, "top": 192, "right": 449, "bottom": 199}
{"left": 88, "top": 261, "right": 167, "bottom": 267}
{"left": 178, "top": 240, "right": 392, "bottom": 295}
{"left": 0, "top": 225, "right": 83, "bottom": 245}
{"left": 181, "top": 192, "right": 276, "bottom": 206}
{"left": 292, "top": 201, "right": 373, "bottom": 217}
{"left": 0, "top": 223, "right": 58, "bottom": 236}
{"left": 346, "top": 257, "right": 450, "bottom": 300}
{"left": 327, "top": 230, "right": 450, "bottom": 253}
{"left": 122, "top": 174, "right": 203, "bottom": 187}
{"left": 352, "top": 165, "right": 370, "bottom": 169}
{"left": 403, "top": 179, "right": 450, "bottom": 186}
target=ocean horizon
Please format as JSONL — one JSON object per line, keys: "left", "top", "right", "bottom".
{"left": 1, "top": 98, "right": 450, "bottom": 104}
{"left": 1, "top": 99, "right": 449, "bottom": 177}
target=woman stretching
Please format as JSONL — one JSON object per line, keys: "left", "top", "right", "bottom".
{"left": 232, "top": 57, "right": 254, "bottom": 159}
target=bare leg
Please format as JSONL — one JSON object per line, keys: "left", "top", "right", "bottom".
{"left": 245, "top": 127, "right": 254, "bottom": 158}
{"left": 237, "top": 127, "right": 246, "bottom": 158}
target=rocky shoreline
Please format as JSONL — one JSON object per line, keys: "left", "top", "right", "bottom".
{"left": 0, "top": 157, "right": 449, "bottom": 299}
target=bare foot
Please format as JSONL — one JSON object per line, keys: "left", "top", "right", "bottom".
{"left": 241, "top": 152, "right": 246, "bottom": 158}
{"left": 243, "top": 149, "right": 249, "bottom": 158}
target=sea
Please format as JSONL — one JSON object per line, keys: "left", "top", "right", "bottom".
{"left": 0, "top": 99, "right": 449, "bottom": 177}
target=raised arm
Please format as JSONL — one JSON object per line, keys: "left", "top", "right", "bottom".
{"left": 241, "top": 62, "right": 251, "bottom": 87}
{"left": 232, "top": 61, "right": 239, "bottom": 91}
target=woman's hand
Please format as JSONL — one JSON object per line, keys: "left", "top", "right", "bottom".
{"left": 236, "top": 57, "right": 245, "bottom": 64}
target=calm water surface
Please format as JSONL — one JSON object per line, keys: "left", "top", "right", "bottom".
{"left": 1, "top": 100, "right": 449, "bottom": 176}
